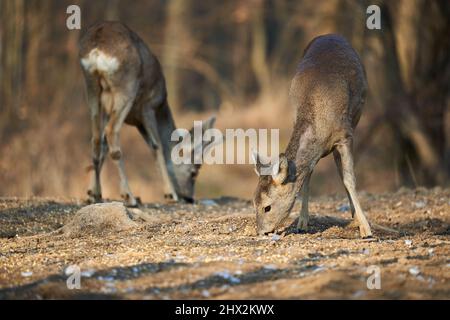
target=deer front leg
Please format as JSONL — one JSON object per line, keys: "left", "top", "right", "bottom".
{"left": 105, "top": 91, "right": 137, "bottom": 207}
{"left": 141, "top": 110, "right": 179, "bottom": 201}
{"left": 333, "top": 150, "right": 356, "bottom": 217}
{"left": 335, "top": 141, "right": 373, "bottom": 238}
{"left": 297, "top": 172, "right": 311, "bottom": 232}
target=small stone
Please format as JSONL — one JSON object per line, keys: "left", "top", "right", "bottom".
{"left": 81, "top": 269, "right": 95, "bottom": 277}
{"left": 409, "top": 266, "right": 420, "bottom": 276}
{"left": 201, "top": 290, "right": 210, "bottom": 297}
{"left": 312, "top": 265, "right": 326, "bottom": 273}
{"left": 404, "top": 240, "right": 412, "bottom": 247}
{"left": 353, "top": 290, "right": 366, "bottom": 298}
{"left": 263, "top": 264, "right": 278, "bottom": 270}
{"left": 98, "top": 275, "right": 115, "bottom": 282}
{"left": 271, "top": 234, "right": 281, "bottom": 241}
{"left": 337, "top": 204, "right": 350, "bottom": 212}
{"left": 200, "top": 199, "right": 218, "bottom": 206}
{"left": 414, "top": 200, "right": 426, "bottom": 209}
{"left": 215, "top": 271, "right": 240, "bottom": 284}
{"left": 21, "top": 271, "right": 33, "bottom": 277}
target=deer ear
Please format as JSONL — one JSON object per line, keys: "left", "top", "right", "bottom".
{"left": 201, "top": 116, "right": 216, "bottom": 150}
{"left": 271, "top": 154, "right": 289, "bottom": 185}
{"left": 202, "top": 116, "right": 216, "bottom": 131}
{"left": 251, "top": 149, "right": 273, "bottom": 176}
{"left": 188, "top": 116, "right": 216, "bottom": 137}
{"left": 251, "top": 149, "right": 261, "bottom": 176}
{"left": 189, "top": 116, "right": 218, "bottom": 164}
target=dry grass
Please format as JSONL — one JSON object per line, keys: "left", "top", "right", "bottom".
{"left": 0, "top": 188, "right": 448, "bottom": 299}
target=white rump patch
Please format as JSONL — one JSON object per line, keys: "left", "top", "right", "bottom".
{"left": 81, "top": 48, "right": 120, "bottom": 74}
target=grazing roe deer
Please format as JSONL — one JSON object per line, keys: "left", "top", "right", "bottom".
{"left": 253, "top": 34, "right": 373, "bottom": 238}
{"left": 79, "top": 21, "right": 215, "bottom": 206}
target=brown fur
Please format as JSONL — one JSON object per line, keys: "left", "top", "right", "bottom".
{"left": 253, "top": 34, "right": 372, "bottom": 238}
{"left": 79, "top": 21, "right": 215, "bottom": 205}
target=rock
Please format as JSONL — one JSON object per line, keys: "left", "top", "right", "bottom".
{"left": 263, "top": 264, "right": 278, "bottom": 271}
{"left": 201, "top": 290, "right": 210, "bottom": 297}
{"left": 61, "top": 202, "right": 138, "bottom": 237}
{"left": 200, "top": 199, "right": 218, "bottom": 207}
{"left": 214, "top": 270, "right": 241, "bottom": 284}
{"left": 312, "top": 265, "right": 326, "bottom": 273}
{"left": 409, "top": 266, "right": 420, "bottom": 276}
{"left": 337, "top": 204, "right": 350, "bottom": 212}
{"left": 81, "top": 269, "right": 96, "bottom": 277}
{"left": 352, "top": 290, "right": 366, "bottom": 298}
{"left": 414, "top": 200, "right": 427, "bottom": 209}
{"left": 271, "top": 234, "right": 281, "bottom": 241}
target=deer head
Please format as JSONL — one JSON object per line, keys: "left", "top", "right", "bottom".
{"left": 252, "top": 151, "right": 298, "bottom": 235}
{"left": 170, "top": 116, "right": 216, "bottom": 203}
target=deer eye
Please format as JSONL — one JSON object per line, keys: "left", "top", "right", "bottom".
{"left": 264, "top": 205, "right": 271, "bottom": 213}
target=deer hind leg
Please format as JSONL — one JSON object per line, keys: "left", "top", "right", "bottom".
{"left": 85, "top": 74, "right": 105, "bottom": 203}
{"left": 333, "top": 149, "right": 356, "bottom": 217}
{"left": 104, "top": 89, "right": 137, "bottom": 207}
{"left": 297, "top": 172, "right": 312, "bottom": 232}
{"left": 88, "top": 134, "right": 108, "bottom": 203}
{"left": 335, "top": 140, "right": 373, "bottom": 238}
{"left": 140, "top": 109, "right": 179, "bottom": 201}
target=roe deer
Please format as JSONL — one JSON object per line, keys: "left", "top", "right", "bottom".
{"left": 79, "top": 21, "right": 215, "bottom": 206}
{"left": 252, "top": 34, "right": 372, "bottom": 238}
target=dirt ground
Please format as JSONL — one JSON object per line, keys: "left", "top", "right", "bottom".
{"left": 0, "top": 187, "right": 449, "bottom": 299}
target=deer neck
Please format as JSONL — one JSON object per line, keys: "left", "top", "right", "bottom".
{"left": 285, "top": 122, "right": 321, "bottom": 192}
{"left": 154, "top": 101, "right": 179, "bottom": 168}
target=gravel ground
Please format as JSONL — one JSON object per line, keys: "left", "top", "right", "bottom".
{"left": 0, "top": 187, "right": 449, "bottom": 299}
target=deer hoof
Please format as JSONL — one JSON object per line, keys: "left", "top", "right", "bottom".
{"left": 164, "top": 193, "right": 181, "bottom": 203}
{"left": 87, "top": 190, "right": 102, "bottom": 203}
{"left": 122, "top": 193, "right": 138, "bottom": 207}
{"left": 296, "top": 216, "right": 309, "bottom": 232}
{"left": 359, "top": 225, "right": 373, "bottom": 239}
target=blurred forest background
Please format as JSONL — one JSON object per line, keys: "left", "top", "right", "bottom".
{"left": 0, "top": 0, "right": 449, "bottom": 202}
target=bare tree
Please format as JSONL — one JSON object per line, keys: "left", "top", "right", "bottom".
{"left": 362, "top": 0, "right": 449, "bottom": 186}
{"left": 163, "top": 0, "right": 192, "bottom": 112}
{"left": 0, "top": 0, "right": 25, "bottom": 120}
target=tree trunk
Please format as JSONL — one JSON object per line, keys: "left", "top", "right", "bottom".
{"left": 0, "top": 0, "right": 25, "bottom": 119}
{"left": 163, "top": 0, "right": 191, "bottom": 112}
{"left": 250, "top": 0, "right": 271, "bottom": 94}
{"left": 363, "top": 0, "right": 449, "bottom": 186}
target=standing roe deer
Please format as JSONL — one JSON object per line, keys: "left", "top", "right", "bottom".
{"left": 252, "top": 34, "right": 373, "bottom": 238}
{"left": 79, "top": 21, "right": 215, "bottom": 206}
